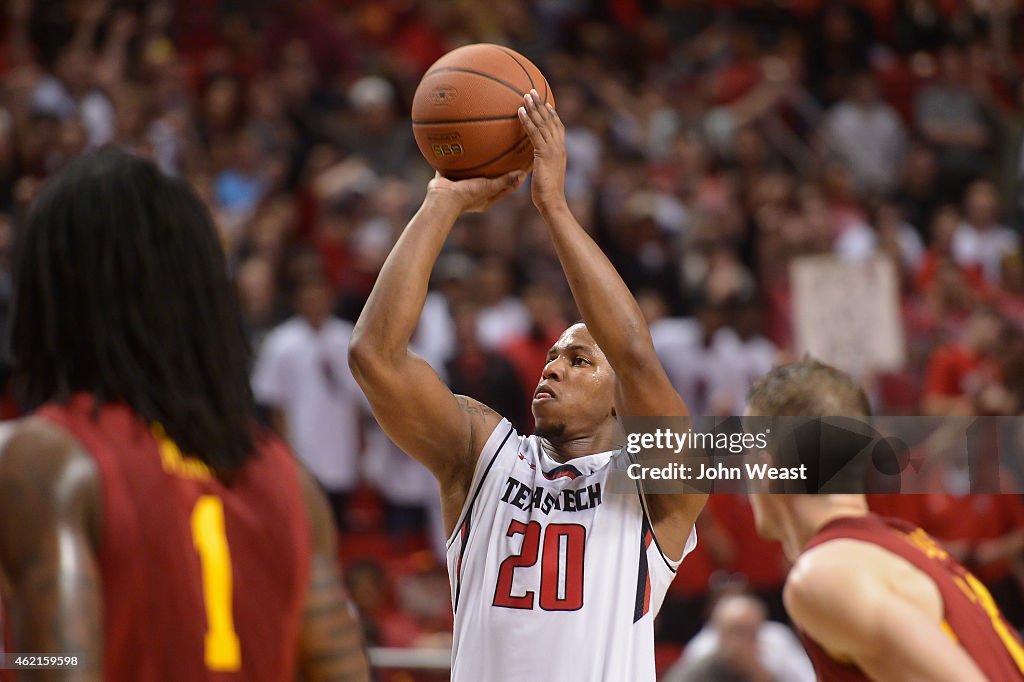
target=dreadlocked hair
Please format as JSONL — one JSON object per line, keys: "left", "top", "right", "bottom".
{"left": 11, "top": 147, "right": 257, "bottom": 475}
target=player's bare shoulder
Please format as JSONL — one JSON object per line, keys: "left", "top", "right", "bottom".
{"left": 454, "top": 395, "right": 503, "bottom": 444}
{"left": 0, "top": 417, "right": 102, "bottom": 566}
{"left": 454, "top": 394, "right": 501, "bottom": 422}
{"left": 789, "top": 538, "right": 943, "bottom": 622}
{"left": 786, "top": 539, "right": 882, "bottom": 605}
{"left": 0, "top": 416, "right": 97, "bottom": 484}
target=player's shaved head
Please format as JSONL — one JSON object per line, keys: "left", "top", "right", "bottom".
{"left": 747, "top": 357, "right": 870, "bottom": 417}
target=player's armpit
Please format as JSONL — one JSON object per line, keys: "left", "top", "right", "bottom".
{"left": 784, "top": 543, "right": 987, "bottom": 682}
{"left": 297, "top": 468, "right": 370, "bottom": 682}
{"left": 0, "top": 418, "right": 103, "bottom": 681}
{"left": 642, "top": 490, "right": 708, "bottom": 566}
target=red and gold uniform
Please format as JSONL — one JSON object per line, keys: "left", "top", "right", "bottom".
{"left": 37, "top": 394, "right": 311, "bottom": 682}
{"left": 798, "top": 514, "right": 1024, "bottom": 681}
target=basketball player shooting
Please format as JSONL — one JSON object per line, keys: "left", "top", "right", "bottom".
{"left": 747, "top": 359, "right": 1024, "bottom": 681}
{"left": 350, "top": 90, "right": 706, "bottom": 681}
{"left": 0, "top": 150, "right": 370, "bottom": 682}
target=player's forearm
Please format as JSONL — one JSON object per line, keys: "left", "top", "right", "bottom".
{"left": 350, "top": 196, "right": 460, "bottom": 364}
{"left": 539, "top": 201, "right": 654, "bottom": 367}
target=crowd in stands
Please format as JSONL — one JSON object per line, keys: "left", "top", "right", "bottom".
{"left": 3, "top": 0, "right": 1024, "bottom": 677}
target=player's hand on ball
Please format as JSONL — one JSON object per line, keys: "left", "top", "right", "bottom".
{"left": 518, "top": 89, "right": 567, "bottom": 213}
{"left": 427, "top": 170, "right": 525, "bottom": 214}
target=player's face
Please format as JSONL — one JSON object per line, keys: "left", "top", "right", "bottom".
{"left": 532, "top": 324, "right": 616, "bottom": 440}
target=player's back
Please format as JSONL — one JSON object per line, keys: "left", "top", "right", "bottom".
{"left": 798, "top": 514, "right": 1024, "bottom": 681}
{"left": 38, "top": 393, "right": 311, "bottom": 682}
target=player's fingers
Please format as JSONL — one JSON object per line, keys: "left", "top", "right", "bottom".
{"left": 501, "top": 169, "right": 526, "bottom": 189}
{"left": 521, "top": 95, "right": 552, "bottom": 144}
{"left": 471, "top": 172, "right": 523, "bottom": 211}
{"left": 546, "top": 103, "right": 564, "bottom": 133}
{"left": 485, "top": 183, "right": 519, "bottom": 207}
{"left": 532, "top": 94, "right": 563, "bottom": 137}
{"left": 486, "top": 170, "right": 525, "bottom": 196}
{"left": 529, "top": 90, "right": 555, "bottom": 131}
{"left": 518, "top": 105, "right": 544, "bottom": 144}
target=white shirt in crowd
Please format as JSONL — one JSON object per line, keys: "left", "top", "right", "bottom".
{"left": 952, "top": 222, "right": 1020, "bottom": 284}
{"left": 663, "top": 619, "right": 816, "bottom": 682}
{"left": 835, "top": 219, "right": 925, "bottom": 270}
{"left": 654, "top": 321, "right": 778, "bottom": 417}
{"left": 476, "top": 297, "right": 530, "bottom": 350}
{"left": 252, "top": 316, "right": 362, "bottom": 492}
{"left": 825, "top": 99, "right": 907, "bottom": 195}
{"left": 31, "top": 77, "right": 116, "bottom": 148}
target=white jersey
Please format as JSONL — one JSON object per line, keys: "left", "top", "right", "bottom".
{"left": 446, "top": 420, "right": 697, "bottom": 682}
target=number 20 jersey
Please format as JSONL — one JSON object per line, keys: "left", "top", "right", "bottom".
{"left": 446, "top": 420, "right": 696, "bottom": 682}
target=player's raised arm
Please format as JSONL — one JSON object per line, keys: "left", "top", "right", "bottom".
{"left": 348, "top": 172, "right": 523, "bottom": 508}
{"left": 785, "top": 542, "right": 988, "bottom": 682}
{"left": 518, "top": 90, "right": 685, "bottom": 419}
{"left": 0, "top": 420, "right": 103, "bottom": 681}
{"left": 296, "top": 468, "right": 370, "bottom": 682}
{"left": 518, "top": 90, "right": 706, "bottom": 550}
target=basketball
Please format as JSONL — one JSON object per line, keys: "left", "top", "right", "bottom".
{"left": 411, "top": 44, "right": 554, "bottom": 180}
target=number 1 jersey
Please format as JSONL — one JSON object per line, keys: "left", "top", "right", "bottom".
{"left": 446, "top": 420, "right": 696, "bottom": 682}
{"left": 37, "top": 394, "right": 311, "bottom": 682}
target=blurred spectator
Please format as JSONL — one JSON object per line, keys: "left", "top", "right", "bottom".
{"left": 894, "top": 142, "right": 943, "bottom": 239}
{"left": 361, "top": 423, "right": 445, "bottom": 559}
{"left": 824, "top": 71, "right": 908, "bottom": 197}
{"left": 922, "top": 306, "right": 1014, "bottom": 415}
{"left": 445, "top": 303, "right": 528, "bottom": 432}
{"left": 662, "top": 592, "right": 814, "bottom": 682}
{"left": 953, "top": 178, "right": 1020, "bottom": 284}
{"left": 914, "top": 42, "right": 993, "bottom": 196}
{"left": 252, "top": 272, "right": 364, "bottom": 528}
{"left": 893, "top": 0, "right": 954, "bottom": 55}
{"left": 915, "top": 205, "right": 988, "bottom": 300}
{"left": 235, "top": 255, "right": 282, "bottom": 353}
{"left": 803, "top": 1, "right": 874, "bottom": 106}
{"left": 473, "top": 256, "right": 530, "bottom": 351}
{"left": 996, "top": 249, "right": 1024, "bottom": 327}
{"left": 340, "top": 76, "right": 417, "bottom": 180}
{"left": 500, "top": 283, "right": 570, "bottom": 430}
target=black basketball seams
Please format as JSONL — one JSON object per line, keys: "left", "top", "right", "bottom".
{"left": 421, "top": 67, "right": 526, "bottom": 99}
{"left": 494, "top": 45, "right": 535, "bottom": 91}
{"left": 412, "top": 114, "right": 520, "bottom": 125}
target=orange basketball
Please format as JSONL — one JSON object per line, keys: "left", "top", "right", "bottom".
{"left": 411, "top": 44, "right": 554, "bottom": 180}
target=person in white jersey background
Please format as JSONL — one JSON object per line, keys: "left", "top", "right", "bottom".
{"left": 349, "top": 90, "right": 707, "bottom": 682}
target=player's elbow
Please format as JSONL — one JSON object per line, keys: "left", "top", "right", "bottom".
{"left": 347, "top": 332, "right": 376, "bottom": 382}
{"left": 348, "top": 331, "right": 399, "bottom": 385}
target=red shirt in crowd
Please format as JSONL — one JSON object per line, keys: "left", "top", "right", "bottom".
{"left": 917, "top": 494, "right": 1024, "bottom": 584}
{"left": 923, "top": 343, "right": 999, "bottom": 399}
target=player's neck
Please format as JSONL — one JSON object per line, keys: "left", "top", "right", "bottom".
{"left": 781, "top": 496, "right": 870, "bottom": 559}
{"left": 542, "top": 424, "right": 619, "bottom": 462}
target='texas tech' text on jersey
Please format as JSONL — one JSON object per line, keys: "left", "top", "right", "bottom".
{"left": 446, "top": 420, "right": 697, "bottom": 682}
